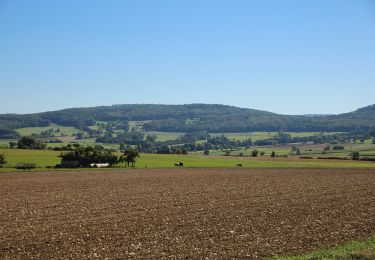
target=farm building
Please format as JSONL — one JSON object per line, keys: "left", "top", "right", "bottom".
{"left": 90, "top": 163, "right": 110, "bottom": 168}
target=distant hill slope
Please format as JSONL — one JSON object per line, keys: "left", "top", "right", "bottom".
{"left": 310, "top": 105, "right": 375, "bottom": 132}
{"left": 0, "top": 104, "right": 374, "bottom": 134}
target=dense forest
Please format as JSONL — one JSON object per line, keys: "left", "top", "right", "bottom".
{"left": 1, "top": 104, "right": 375, "bottom": 137}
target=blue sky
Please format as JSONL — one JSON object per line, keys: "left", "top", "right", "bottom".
{"left": 0, "top": 0, "right": 374, "bottom": 115}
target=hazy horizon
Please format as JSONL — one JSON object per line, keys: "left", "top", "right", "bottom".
{"left": 0, "top": 102, "right": 371, "bottom": 116}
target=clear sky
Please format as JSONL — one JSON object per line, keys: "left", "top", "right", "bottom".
{"left": 0, "top": 0, "right": 374, "bottom": 115}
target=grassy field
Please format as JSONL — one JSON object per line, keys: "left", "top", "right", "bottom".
{"left": 0, "top": 149, "right": 60, "bottom": 168}
{"left": 275, "top": 235, "right": 375, "bottom": 259}
{"left": 1, "top": 148, "right": 375, "bottom": 172}
{"left": 143, "top": 131, "right": 184, "bottom": 141}
{"left": 0, "top": 139, "right": 12, "bottom": 148}
{"left": 136, "top": 154, "right": 375, "bottom": 168}
{"left": 210, "top": 132, "right": 341, "bottom": 141}
{"left": 16, "top": 124, "right": 80, "bottom": 136}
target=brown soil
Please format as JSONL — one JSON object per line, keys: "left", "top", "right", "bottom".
{"left": 1, "top": 168, "right": 375, "bottom": 259}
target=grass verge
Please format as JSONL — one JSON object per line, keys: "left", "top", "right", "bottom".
{"left": 273, "top": 235, "right": 375, "bottom": 260}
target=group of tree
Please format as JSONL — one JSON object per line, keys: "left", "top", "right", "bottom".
{"left": 16, "top": 136, "right": 46, "bottom": 150}
{"left": 96, "top": 132, "right": 144, "bottom": 145}
{"left": 58, "top": 143, "right": 139, "bottom": 168}
{"left": 291, "top": 146, "right": 301, "bottom": 155}
{"left": 252, "top": 150, "right": 260, "bottom": 157}
{"left": 323, "top": 145, "right": 345, "bottom": 152}
{"left": 274, "top": 133, "right": 355, "bottom": 145}
{"left": 0, "top": 127, "right": 19, "bottom": 139}
{"left": 351, "top": 152, "right": 360, "bottom": 160}
{"left": 59, "top": 144, "right": 119, "bottom": 167}
{"left": 224, "top": 149, "right": 266, "bottom": 157}
{"left": 26, "top": 128, "right": 63, "bottom": 138}
{"left": 95, "top": 131, "right": 253, "bottom": 154}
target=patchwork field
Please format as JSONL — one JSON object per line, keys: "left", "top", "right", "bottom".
{"left": 1, "top": 168, "right": 375, "bottom": 259}
{"left": 16, "top": 124, "right": 80, "bottom": 137}
{"left": 209, "top": 131, "right": 341, "bottom": 141}
{"left": 200, "top": 142, "right": 375, "bottom": 159}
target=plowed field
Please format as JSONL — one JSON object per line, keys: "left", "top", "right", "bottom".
{"left": 1, "top": 168, "right": 375, "bottom": 259}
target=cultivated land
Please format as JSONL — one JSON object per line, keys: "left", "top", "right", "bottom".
{"left": 1, "top": 168, "right": 375, "bottom": 259}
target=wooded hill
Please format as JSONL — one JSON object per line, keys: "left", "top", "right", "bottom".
{"left": 1, "top": 104, "right": 375, "bottom": 137}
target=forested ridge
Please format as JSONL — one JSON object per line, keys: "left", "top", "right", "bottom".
{"left": 1, "top": 104, "right": 375, "bottom": 137}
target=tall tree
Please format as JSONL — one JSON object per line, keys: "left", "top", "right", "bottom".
{"left": 123, "top": 148, "right": 140, "bottom": 167}
{"left": 251, "top": 150, "right": 259, "bottom": 157}
{"left": 351, "top": 152, "right": 360, "bottom": 160}
{"left": 0, "top": 154, "right": 6, "bottom": 168}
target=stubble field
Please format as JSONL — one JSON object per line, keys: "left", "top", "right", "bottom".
{"left": 1, "top": 168, "right": 375, "bottom": 259}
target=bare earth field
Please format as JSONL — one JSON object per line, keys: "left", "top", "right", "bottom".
{"left": 1, "top": 168, "right": 375, "bottom": 259}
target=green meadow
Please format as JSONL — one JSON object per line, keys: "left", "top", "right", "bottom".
{"left": 16, "top": 124, "right": 80, "bottom": 136}
{"left": 136, "top": 154, "right": 375, "bottom": 169}
{"left": 143, "top": 131, "right": 184, "bottom": 141}
{"left": 0, "top": 149, "right": 60, "bottom": 169}
{"left": 1, "top": 148, "right": 375, "bottom": 172}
